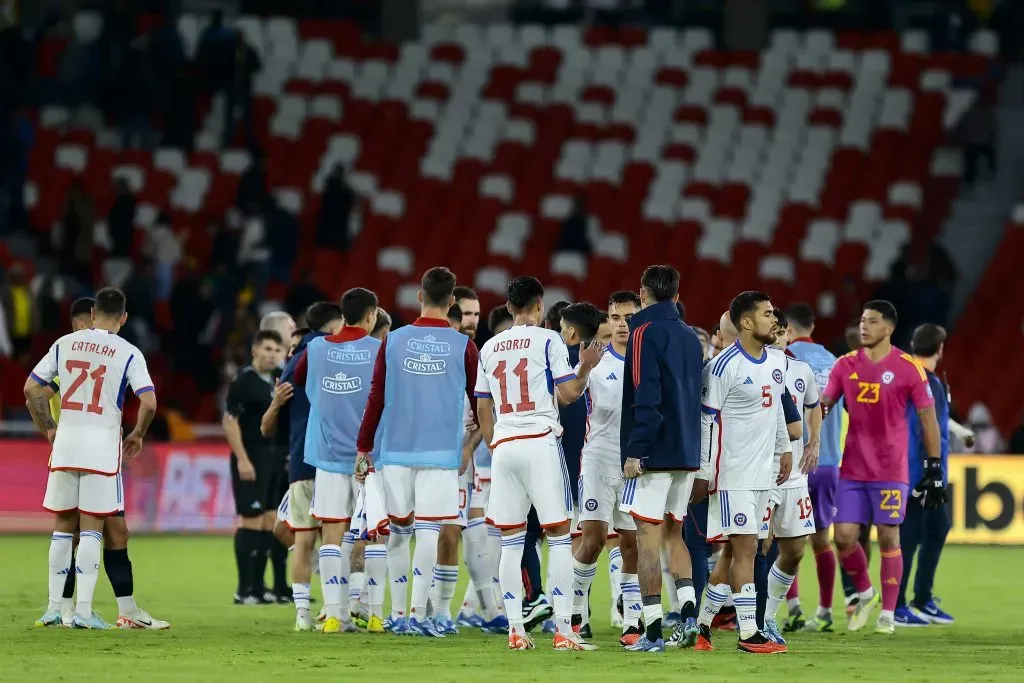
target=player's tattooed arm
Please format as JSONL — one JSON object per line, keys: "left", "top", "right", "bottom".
{"left": 461, "top": 427, "right": 483, "bottom": 475}
{"left": 24, "top": 382, "right": 57, "bottom": 440}
{"left": 24, "top": 384, "right": 56, "bottom": 437}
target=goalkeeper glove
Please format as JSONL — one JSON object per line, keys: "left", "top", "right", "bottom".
{"left": 911, "top": 459, "right": 947, "bottom": 509}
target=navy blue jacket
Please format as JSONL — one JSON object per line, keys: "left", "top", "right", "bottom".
{"left": 559, "top": 343, "right": 586, "bottom": 493}
{"left": 620, "top": 300, "right": 703, "bottom": 471}
{"left": 908, "top": 369, "right": 949, "bottom": 483}
{"left": 281, "top": 330, "right": 326, "bottom": 482}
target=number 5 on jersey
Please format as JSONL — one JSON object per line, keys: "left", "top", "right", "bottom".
{"left": 61, "top": 360, "right": 108, "bottom": 415}
{"left": 492, "top": 358, "right": 535, "bottom": 414}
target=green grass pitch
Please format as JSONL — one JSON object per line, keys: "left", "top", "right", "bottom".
{"left": 1, "top": 536, "right": 1022, "bottom": 682}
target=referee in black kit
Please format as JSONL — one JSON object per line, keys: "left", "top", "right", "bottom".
{"left": 224, "top": 330, "right": 289, "bottom": 604}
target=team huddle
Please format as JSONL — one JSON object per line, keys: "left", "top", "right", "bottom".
{"left": 26, "top": 266, "right": 955, "bottom": 651}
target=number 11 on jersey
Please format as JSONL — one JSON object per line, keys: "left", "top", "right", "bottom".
{"left": 492, "top": 358, "right": 535, "bottom": 414}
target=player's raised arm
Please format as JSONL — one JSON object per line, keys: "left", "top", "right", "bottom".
{"left": 819, "top": 359, "right": 846, "bottom": 410}
{"left": 554, "top": 338, "right": 602, "bottom": 405}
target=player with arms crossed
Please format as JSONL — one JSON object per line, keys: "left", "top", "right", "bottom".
{"left": 27, "top": 287, "right": 158, "bottom": 629}
{"left": 820, "top": 300, "right": 943, "bottom": 635}
{"left": 692, "top": 291, "right": 792, "bottom": 654}
{"left": 475, "top": 276, "right": 603, "bottom": 651}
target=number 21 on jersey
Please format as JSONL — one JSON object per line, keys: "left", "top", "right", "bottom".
{"left": 492, "top": 358, "right": 535, "bottom": 414}
{"left": 61, "top": 360, "right": 108, "bottom": 415}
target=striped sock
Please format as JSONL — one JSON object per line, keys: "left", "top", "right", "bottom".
{"left": 292, "top": 582, "right": 311, "bottom": 612}
{"left": 608, "top": 546, "right": 623, "bottom": 607}
{"left": 409, "top": 520, "right": 440, "bottom": 619}
{"left": 547, "top": 533, "right": 574, "bottom": 634}
{"left": 620, "top": 572, "right": 642, "bottom": 629}
{"left": 572, "top": 558, "right": 598, "bottom": 625}
{"left": 766, "top": 563, "right": 796, "bottom": 621}
{"left": 364, "top": 543, "right": 388, "bottom": 619}
{"left": 74, "top": 530, "right": 103, "bottom": 619}
{"left": 734, "top": 583, "right": 758, "bottom": 639}
{"left": 48, "top": 531, "right": 74, "bottom": 612}
{"left": 487, "top": 524, "right": 503, "bottom": 611}
{"left": 499, "top": 531, "right": 526, "bottom": 632}
{"left": 387, "top": 523, "right": 413, "bottom": 619}
{"left": 698, "top": 582, "right": 731, "bottom": 627}
{"left": 432, "top": 564, "right": 459, "bottom": 619}
{"left": 319, "top": 544, "right": 346, "bottom": 620}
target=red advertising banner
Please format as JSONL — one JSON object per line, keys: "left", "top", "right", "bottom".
{"left": 0, "top": 440, "right": 237, "bottom": 533}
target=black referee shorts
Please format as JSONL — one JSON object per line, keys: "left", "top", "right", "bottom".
{"left": 231, "top": 450, "right": 285, "bottom": 518}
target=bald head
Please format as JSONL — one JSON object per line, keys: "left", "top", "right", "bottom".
{"left": 718, "top": 310, "right": 739, "bottom": 345}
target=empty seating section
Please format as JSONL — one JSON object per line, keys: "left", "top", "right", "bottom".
{"left": 20, "top": 16, "right": 998, "bottom": 347}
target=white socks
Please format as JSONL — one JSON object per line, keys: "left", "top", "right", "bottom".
{"left": 572, "top": 559, "right": 598, "bottom": 625}
{"left": 734, "top": 583, "right": 758, "bottom": 639}
{"left": 319, "top": 544, "right": 350, "bottom": 620}
{"left": 608, "top": 545, "right": 622, "bottom": 606}
{"left": 409, "top": 521, "right": 440, "bottom": 620}
{"left": 74, "top": 530, "right": 103, "bottom": 619}
{"left": 364, "top": 543, "right": 387, "bottom": 619}
{"left": 387, "top": 523, "right": 413, "bottom": 619}
{"left": 464, "top": 518, "right": 497, "bottom": 619}
{"left": 498, "top": 531, "right": 526, "bottom": 632}
{"left": 620, "top": 572, "right": 642, "bottom": 628}
{"left": 547, "top": 533, "right": 573, "bottom": 635}
{"left": 698, "top": 582, "right": 731, "bottom": 627}
{"left": 766, "top": 563, "right": 797, "bottom": 622}
{"left": 642, "top": 602, "right": 663, "bottom": 629}
{"left": 293, "top": 582, "right": 311, "bottom": 612}
{"left": 431, "top": 564, "right": 458, "bottom": 619}
{"left": 48, "top": 532, "right": 74, "bottom": 612}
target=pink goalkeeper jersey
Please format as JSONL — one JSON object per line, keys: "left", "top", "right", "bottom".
{"left": 822, "top": 347, "right": 933, "bottom": 484}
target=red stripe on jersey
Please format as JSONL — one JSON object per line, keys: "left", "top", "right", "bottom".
{"left": 631, "top": 322, "right": 652, "bottom": 388}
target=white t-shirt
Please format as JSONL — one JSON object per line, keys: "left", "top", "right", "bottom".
{"left": 700, "top": 342, "right": 790, "bottom": 491}
{"left": 779, "top": 356, "right": 820, "bottom": 490}
{"left": 30, "top": 329, "right": 154, "bottom": 475}
{"left": 475, "top": 324, "right": 575, "bottom": 447}
{"left": 578, "top": 346, "right": 625, "bottom": 476}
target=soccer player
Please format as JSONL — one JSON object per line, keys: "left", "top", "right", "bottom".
{"left": 272, "top": 326, "right": 309, "bottom": 552}
{"left": 262, "top": 302, "right": 345, "bottom": 630}
{"left": 224, "top": 330, "right": 287, "bottom": 604}
{"left": 293, "top": 287, "right": 381, "bottom": 634}
{"left": 447, "top": 304, "right": 463, "bottom": 328}
{"left": 783, "top": 303, "right": 843, "bottom": 633}
{"left": 820, "top": 300, "right": 943, "bottom": 635}
{"left": 618, "top": 267, "right": 703, "bottom": 653}
{"left": 693, "top": 291, "right": 792, "bottom": 654}
{"left": 896, "top": 323, "right": 955, "bottom": 626}
{"left": 454, "top": 286, "right": 480, "bottom": 340}
{"left": 760, "top": 311, "right": 821, "bottom": 644}
{"left": 372, "top": 308, "right": 392, "bottom": 340}
{"left": 476, "top": 276, "right": 602, "bottom": 651}
{"left": 595, "top": 311, "right": 613, "bottom": 347}
{"left": 567, "top": 293, "right": 646, "bottom": 646}
{"left": 29, "top": 297, "right": 168, "bottom": 630}
{"left": 356, "top": 267, "right": 479, "bottom": 637}
{"left": 27, "top": 287, "right": 157, "bottom": 629}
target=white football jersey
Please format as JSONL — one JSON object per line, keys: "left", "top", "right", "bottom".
{"left": 699, "top": 342, "right": 790, "bottom": 491}
{"left": 579, "top": 346, "right": 625, "bottom": 476}
{"left": 475, "top": 324, "right": 575, "bottom": 446}
{"left": 30, "top": 329, "right": 154, "bottom": 475}
{"left": 779, "top": 356, "right": 820, "bottom": 489}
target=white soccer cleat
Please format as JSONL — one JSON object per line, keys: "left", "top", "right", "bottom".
{"left": 875, "top": 614, "right": 895, "bottom": 635}
{"left": 553, "top": 631, "right": 599, "bottom": 651}
{"left": 610, "top": 607, "right": 625, "bottom": 629}
{"left": 295, "top": 609, "right": 313, "bottom": 632}
{"left": 847, "top": 591, "right": 879, "bottom": 632}
{"left": 117, "top": 609, "right": 170, "bottom": 630}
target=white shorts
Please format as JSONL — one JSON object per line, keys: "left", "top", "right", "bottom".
{"left": 762, "top": 486, "right": 816, "bottom": 539}
{"left": 707, "top": 489, "right": 772, "bottom": 541}
{"left": 471, "top": 470, "right": 490, "bottom": 511}
{"left": 578, "top": 469, "right": 636, "bottom": 532}
{"left": 310, "top": 469, "right": 360, "bottom": 523}
{"left": 380, "top": 465, "right": 459, "bottom": 521}
{"left": 276, "top": 490, "right": 290, "bottom": 524}
{"left": 486, "top": 432, "right": 572, "bottom": 529}
{"left": 620, "top": 471, "right": 695, "bottom": 525}
{"left": 288, "top": 479, "right": 319, "bottom": 531}
{"left": 43, "top": 469, "right": 123, "bottom": 516}
{"left": 444, "top": 463, "right": 473, "bottom": 528}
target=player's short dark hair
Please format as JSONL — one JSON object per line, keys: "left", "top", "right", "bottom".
{"left": 864, "top": 299, "right": 898, "bottom": 326}
{"left": 453, "top": 286, "right": 478, "bottom": 303}
{"left": 340, "top": 287, "right": 378, "bottom": 326}
{"left": 93, "top": 287, "right": 126, "bottom": 317}
{"left": 372, "top": 308, "right": 391, "bottom": 336}
{"left": 421, "top": 267, "right": 457, "bottom": 308}
{"left": 560, "top": 302, "right": 604, "bottom": 342}
{"left": 640, "top": 265, "right": 680, "bottom": 302}
{"left": 488, "top": 304, "right": 513, "bottom": 332}
{"left": 447, "top": 304, "right": 462, "bottom": 324}
{"left": 507, "top": 276, "right": 546, "bottom": 313}
{"left": 729, "top": 291, "right": 771, "bottom": 326}
{"left": 254, "top": 330, "right": 283, "bottom": 346}
{"left": 70, "top": 297, "right": 95, "bottom": 320}
{"left": 608, "top": 290, "right": 641, "bottom": 308}
{"left": 911, "top": 323, "right": 947, "bottom": 357}
{"left": 544, "top": 300, "right": 570, "bottom": 329}
{"left": 785, "top": 302, "right": 815, "bottom": 331}
{"left": 305, "top": 301, "right": 343, "bottom": 332}
{"left": 774, "top": 309, "right": 789, "bottom": 330}
{"left": 292, "top": 327, "right": 311, "bottom": 338}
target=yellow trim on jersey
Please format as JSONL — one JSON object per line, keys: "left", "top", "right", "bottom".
{"left": 49, "top": 377, "right": 61, "bottom": 424}
{"left": 840, "top": 350, "right": 858, "bottom": 359}
{"left": 899, "top": 353, "right": 928, "bottom": 381}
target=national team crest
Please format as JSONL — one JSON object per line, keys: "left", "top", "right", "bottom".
{"left": 794, "top": 378, "right": 805, "bottom": 393}
{"left": 734, "top": 513, "right": 747, "bottom": 527}
{"left": 772, "top": 369, "right": 783, "bottom": 384}
{"left": 585, "top": 498, "right": 598, "bottom": 512}
{"left": 882, "top": 370, "right": 895, "bottom": 385}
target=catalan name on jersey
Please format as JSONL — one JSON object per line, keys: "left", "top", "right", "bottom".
{"left": 579, "top": 346, "right": 625, "bottom": 475}
{"left": 30, "top": 329, "right": 154, "bottom": 475}
{"left": 700, "top": 342, "right": 790, "bottom": 491}
{"left": 780, "top": 357, "right": 820, "bottom": 489}
{"left": 475, "top": 325, "right": 575, "bottom": 447}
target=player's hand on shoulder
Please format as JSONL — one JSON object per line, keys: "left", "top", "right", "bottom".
{"left": 690, "top": 477, "right": 709, "bottom": 504}
{"left": 800, "top": 440, "right": 819, "bottom": 475}
{"left": 623, "top": 457, "right": 643, "bottom": 480}
{"left": 776, "top": 451, "right": 792, "bottom": 485}
{"left": 578, "top": 339, "right": 605, "bottom": 369}
{"left": 122, "top": 431, "right": 144, "bottom": 461}
{"left": 272, "top": 380, "right": 294, "bottom": 406}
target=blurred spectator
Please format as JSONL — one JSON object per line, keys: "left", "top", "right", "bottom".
{"left": 148, "top": 9, "right": 185, "bottom": 84}
{"left": 265, "top": 197, "right": 299, "bottom": 284}
{"left": 556, "top": 195, "right": 592, "bottom": 254}
{"left": 316, "top": 164, "right": 354, "bottom": 250}
{"left": 236, "top": 151, "right": 267, "bottom": 208}
{"left": 108, "top": 176, "right": 137, "bottom": 258}
{"left": 170, "top": 270, "right": 219, "bottom": 390}
{"left": 210, "top": 218, "right": 241, "bottom": 275}
{"left": 966, "top": 402, "right": 1006, "bottom": 453}
{"left": 955, "top": 97, "right": 997, "bottom": 189}
{"left": 122, "top": 259, "right": 157, "bottom": 351}
{"left": 237, "top": 202, "right": 270, "bottom": 299}
{"left": 223, "top": 31, "right": 261, "bottom": 149}
{"left": 0, "top": 109, "right": 33, "bottom": 235}
{"left": 52, "top": 180, "right": 95, "bottom": 288}
{"left": 161, "top": 66, "right": 197, "bottom": 151}
{"left": 113, "top": 39, "right": 158, "bottom": 149}
{"left": 144, "top": 210, "right": 184, "bottom": 300}
{"left": 196, "top": 9, "right": 232, "bottom": 92}
{"left": 1, "top": 262, "right": 33, "bottom": 357}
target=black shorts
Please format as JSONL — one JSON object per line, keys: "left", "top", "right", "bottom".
{"left": 231, "top": 451, "right": 285, "bottom": 518}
